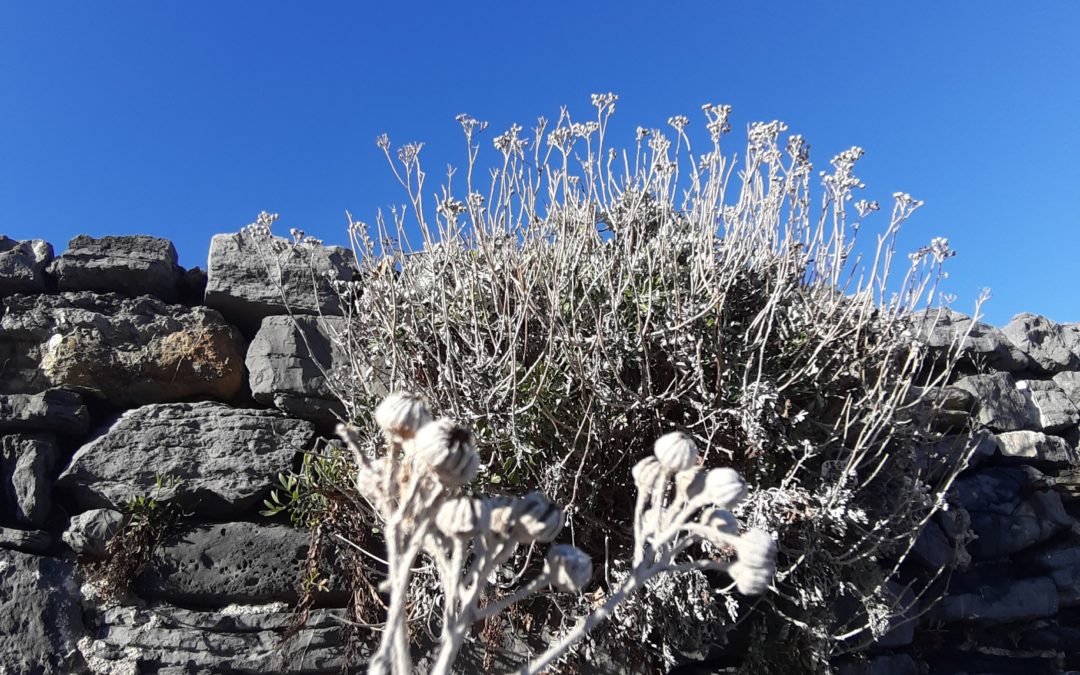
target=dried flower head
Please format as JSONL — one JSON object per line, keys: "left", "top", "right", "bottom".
{"left": 728, "top": 530, "right": 777, "bottom": 595}
{"left": 487, "top": 495, "right": 518, "bottom": 537}
{"left": 512, "top": 491, "right": 564, "bottom": 543}
{"left": 632, "top": 456, "right": 664, "bottom": 492}
{"left": 702, "top": 468, "right": 747, "bottom": 508}
{"left": 414, "top": 419, "right": 479, "bottom": 487}
{"left": 545, "top": 544, "right": 593, "bottom": 593}
{"left": 653, "top": 432, "right": 698, "bottom": 471}
{"left": 435, "top": 497, "right": 489, "bottom": 537}
{"left": 375, "top": 393, "right": 432, "bottom": 440}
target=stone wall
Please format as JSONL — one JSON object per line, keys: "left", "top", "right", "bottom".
{"left": 0, "top": 233, "right": 1078, "bottom": 674}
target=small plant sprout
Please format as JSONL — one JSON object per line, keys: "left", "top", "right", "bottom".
{"left": 337, "top": 396, "right": 775, "bottom": 675}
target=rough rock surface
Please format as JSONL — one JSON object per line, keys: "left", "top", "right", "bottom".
{"left": 0, "top": 526, "right": 51, "bottom": 553}
{"left": 0, "top": 549, "right": 85, "bottom": 673}
{"left": 915, "top": 309, "right": 1034, "bottom": 372}
{"left": 993, "top": 430, "right": 1076, "bottom": 468}
{"left": 62, "top": 508, "right": 124, "bottom": 559}
{"left": 0, "top": 390, "right": 89, "bottom": 436}
{"left": 137, "top": 522, "right": 343, "bottom": 605}
{"left": 954, "top": 373, "right": 1031, "bottom": 432}
{"left": 0, "top": 433, "right": 60, "bottom": 527}
{"left": 57, "top": 402, "right": 314, "bottom": 517}
{"left": 952, "top": 466, "right": 1074, "bottom": 559}
{"left": 1002, "top": 312, "right": 1080, "bottom": 374}
{"left": 936, "top": 576, "right": 1059, "bottom": 624}
{"left": 1018, "top": 379, "right": 1080, "bottom": 433}
{"left": 0, "top": 235, "right": 53, "bottom": 296}
{"left": 1020, "top": 538, "right": 1080, "bottom": 607}
{"left": 48, "top": 234, "right": 182, "bottom": 302}
{"left": 80, "top": 605, "right": 361, "bottom": 674}
{"left": 204, "top": 232, "right": 356, "bottom": 335}
{"left": 0, "top": 292, "right": 245, "bottom": 406}
{"left": 246, "top": 315, "right": 351, "bottom": 427}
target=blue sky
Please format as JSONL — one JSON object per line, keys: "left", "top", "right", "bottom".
{"left": 2, "top": 1, "right": 1078, "bottom": 326}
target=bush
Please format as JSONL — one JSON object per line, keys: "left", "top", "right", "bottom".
{"left": 253, "top": 95, "right": 973, "bottom": 673}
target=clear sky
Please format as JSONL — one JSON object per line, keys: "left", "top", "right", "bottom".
{"left": 2, "top": 2, "right": 1078, "bottom": 326}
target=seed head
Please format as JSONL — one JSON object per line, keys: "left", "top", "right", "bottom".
{"left": 512, "top": 492, "right": 564, "bottom": 543}
{"left": 545, "top": 544, "right": 593, "bottom": 593}
{"left": 375, "top": 393, "right": 432, "bottom": 440}
{"left": 653, "top": 432, "right": 698, "bottom": 471}
{"left": 703, "top": 468, "right": 746, "bottom": 508}
{"left": 414, "top": 419, "right": 479, "bottom": 487}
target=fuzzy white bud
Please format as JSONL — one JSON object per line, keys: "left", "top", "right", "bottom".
{"left": 375, "top": 393, "right": 432, "bottom": 439}
{"left": 702, "top": 468, "right": 746, "bottom": 508}
{"left": 653, "top": 432, "right": 697, "bottom": 471}
{"left": 487, "top": 495, "right": 518, "bottom": 538}
{"left": 435, "top": 497, "right": 489, "bottom": 537}
{"left": 512, "top": 492, "right": 564, "bottom": 543}
{"left": 729, "top": 530, "right": 776, "bottom": 595}
{"left": 545, "top": 544, "right": 593, "bottom": 593}
{"left": 414, "top": 419, "right": 479, "bottom": 487}
{"left": 631, "top": 456, "right": 664, "bottom": 492}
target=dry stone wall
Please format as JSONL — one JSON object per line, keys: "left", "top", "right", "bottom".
{"left": 0, "top": 233, "right": 1077, "bottom": 674}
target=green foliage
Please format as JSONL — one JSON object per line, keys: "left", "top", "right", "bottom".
{"left": 84, "top": 473, "right": 184, "bottom": 599}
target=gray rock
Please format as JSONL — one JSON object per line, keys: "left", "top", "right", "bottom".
{"left": 0, "top": 292, "right": 246, "bottom": 406}
{"left": 62, "top": 508, "right": 124, "bottom": 558}
{"left": 137, "top": 522, "right": 344, "bottom": 606}
{"left": 0, "top": 235, "right": 52, "bottom": 296}
{"left": 205, "top": 231, "right": 356, "bottom": 335}
{"left": 0, "top": 390, "right": 89, "bottom": 436}
{"left": 911, "top": 385, "right": 976, "bottom": 431}
{"left": 1002, "top": 312, "right": 1080, "bottom": 374}
{"left": 1052, "top": 371, "right": 1080, "bottom": 410}
{"left": 57, "top": 402, "right": 314, "bottom": 517}
{"left": 914, "top": 308, "right": 1034, "bottom": 372}
{"left": 911, "top": 519, "right": 955, "bottom": 570}
{"left": 937, "top": 575, "right": 1059, "bottom": 624}
{"left": 916, "top": 430, "right": 995, "bottom": 478}
{"left": 80, "top": 605, "right": 361, "bottom": 674}
{"left": 0, "top": 433, "right": 60, "bottom": 527}
{"left": 0, "top": 549, "right": 85, "bottom": 673}
{"left": 246, "top": 315, "right": 350, "bottom": 427}
{"left": 955, "top": 373, "right": 1031, "bottom": 432}
{"left": 1021, "top": 538, "right": 1080, "bottom": 607}
{"left": 0, "top": 526, "right": 51, "bottom": 553}
{"left": 952, "top": 466, "right": 1073, "bottom": 559}
{"left": 1018, "top": 379, "right": 1080, "bottom": 433}
{"left": 993, "top": 430, "right": 1076, "bottom": 468}
{"left": 48, "top": 234, "right": 182, "bottom": 302}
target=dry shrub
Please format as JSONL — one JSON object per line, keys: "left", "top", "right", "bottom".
{"left": 254, "top": 95, "right": 974, "bottom": 672}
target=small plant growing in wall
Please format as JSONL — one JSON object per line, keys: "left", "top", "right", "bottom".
{"left": 83, "top": 474, "right": 184, "bottom": 600}
{"left": 341, "top": 392, "right": 775, "bottom": 675}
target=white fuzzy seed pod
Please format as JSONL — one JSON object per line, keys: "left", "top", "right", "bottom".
{"left": 414, "top": 419, "right": 480, "bottom": 487}
{"left": 728, "top": 530, "right": 776, "bottom": 595}
{"left": 653, "top": 432, "right": 698, "bottom": 471}
{"left": 545, "top": 544, "right": 593, "bottom": 593}
{"left": 631, "top": 456, "right": 664, "bottom": 492}
{"left": 487, "top": 495, "right": 518, "bottom": 538}
{"left": 702, "top": 468, "right": 747, "bottom": 508}
{"left": 512, "top": 492, "right": 564, "bottom": 543}
{"left": 435, "top": 497, "right": 489, "bottom": 537}
{"left": 374, "top": 393, "right": 432, "bottom": 439}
